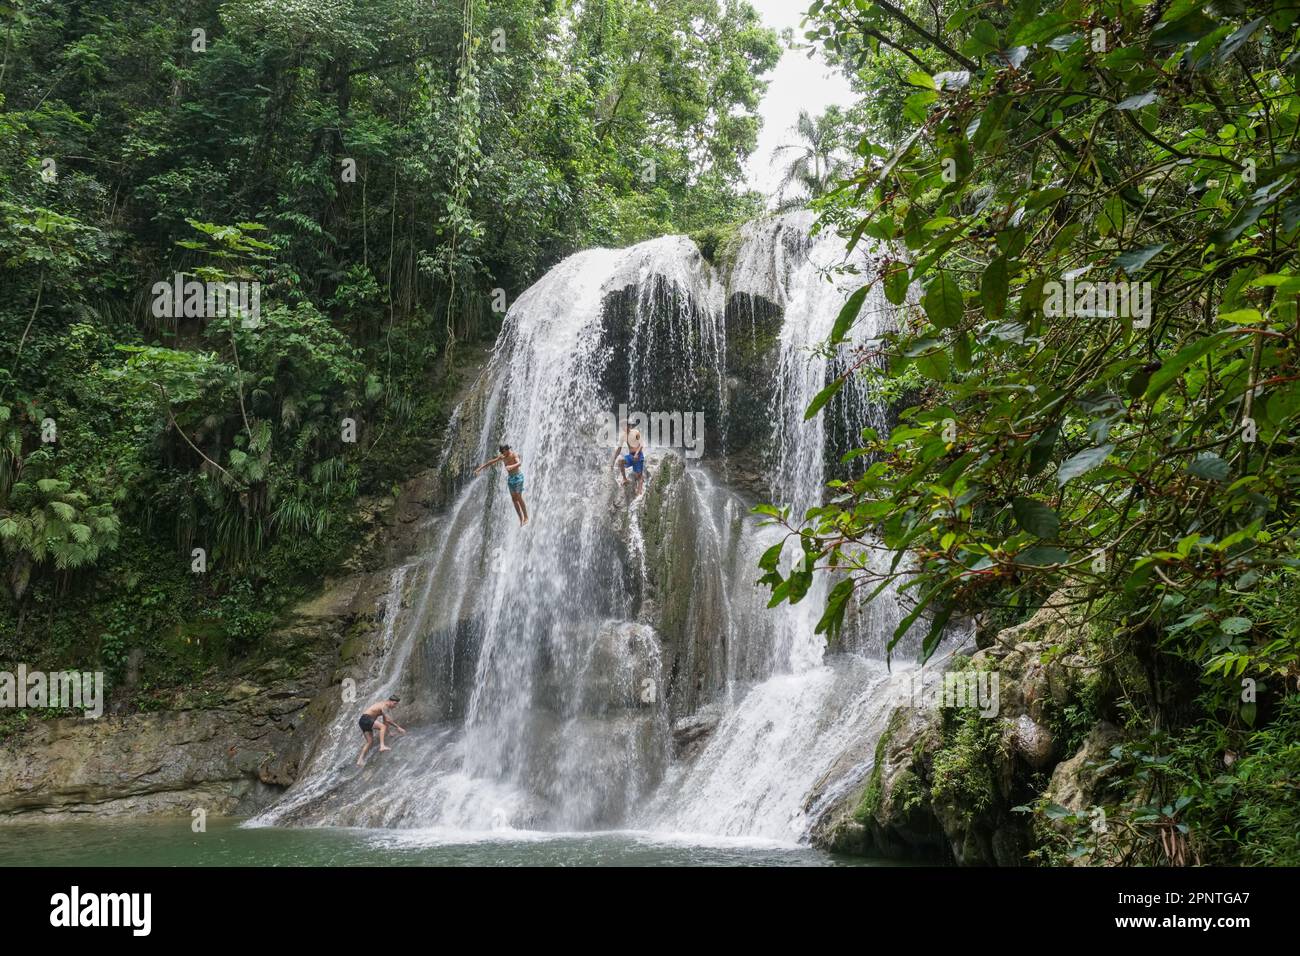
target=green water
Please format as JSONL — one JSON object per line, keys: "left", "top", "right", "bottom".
{"left": 0, "top": 818, "right": 882, "bottom": 867}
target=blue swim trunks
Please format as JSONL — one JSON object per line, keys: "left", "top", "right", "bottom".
{"left": 623, "top": 450, "right": 645, "bottom": 474}
{"left": 507, "top": 471, "right": 524, "bottom": 493}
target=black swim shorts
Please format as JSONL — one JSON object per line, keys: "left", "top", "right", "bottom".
{"left": 359, "top": 713, "right": 376, "bottom": 734}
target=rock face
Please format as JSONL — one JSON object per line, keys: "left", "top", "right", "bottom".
{"left": 0, "top": 606, "right": 338, "bottom": 820}
{"left": 0, "top": 464, "right": 456, "bottom": 824}
{"left": 812, "top": 593, "right": 1111, "bottom": 864}
{"left": 717, "top": 291, "right": 783, "bottom": 501}
{"left": 1046, "top": 721, "right": 1124, "bottom": 812}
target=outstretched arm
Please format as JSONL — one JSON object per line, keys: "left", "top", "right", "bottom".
{"left": 475, "top": 454, "right": 503, "bottom": 475}
{"left": 382, "top": 710, "right": 407, "bottom": 734}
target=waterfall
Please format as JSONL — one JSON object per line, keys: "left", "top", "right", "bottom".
{"left": 251, "top": 212, "right": 943, "bottom": 842}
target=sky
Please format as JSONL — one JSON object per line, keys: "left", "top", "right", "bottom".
{"left": 743, "top": 0, "right": 857, "bottom": 201}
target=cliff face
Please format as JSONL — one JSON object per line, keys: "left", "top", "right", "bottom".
{"left": 812, "top": 594, "right": 1114, "bottom": 865}
{"left": 0, "top": 469, "right": 450, "bottom": 823}
{"left": 0, "top": 602, "right": 341, "bottom": 820}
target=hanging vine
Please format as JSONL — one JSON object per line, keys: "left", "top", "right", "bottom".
{"left": 440, "top": 0, "right": 484, "bottom": 354}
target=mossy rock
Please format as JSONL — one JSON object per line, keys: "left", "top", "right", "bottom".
{"left": 690, "top": 224, "right": 744, "bottom": 273}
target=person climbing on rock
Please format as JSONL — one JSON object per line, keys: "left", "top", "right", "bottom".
{"left": 357, "top": 696, "right": 406, "bottom": 766}
{"left": 612, "top": 419, "right": 646, "bottom": 496}
{"left": 476, "top": 443, "right": 529, "bottom": 525}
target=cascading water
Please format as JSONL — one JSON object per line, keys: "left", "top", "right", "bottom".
{"left": 252, "top": 212, "right": 947, "bottom": 843}
{"left": 632, "top": 213, "right": 920, "bottom": 839}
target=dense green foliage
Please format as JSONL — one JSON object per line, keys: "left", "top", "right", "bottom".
{"left": 0, "top": 0, "right": 777, "bottom": 690}
{"left": 763, "top": 0, "right": 1300, "bottom": 864}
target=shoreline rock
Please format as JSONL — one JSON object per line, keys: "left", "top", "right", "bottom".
{"left": 811, "top": 593, "right": 1110, "bottom": 865}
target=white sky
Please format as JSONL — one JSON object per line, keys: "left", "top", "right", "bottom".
{"left": 743, "top": 0, "right": 857, "bottom": 200}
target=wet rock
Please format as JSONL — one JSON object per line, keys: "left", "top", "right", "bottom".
{"left": 0, "top": 570, "right": 388, "bottom": 823}
{"left": 225, "top": 682, "right": 261, "bottom": 703}
{"left": 574, "top": 621, "right": 664, "bottom": 715}
{"left": 992, "top": 824, "right": 1028, "bottom": 866}
{"left": 671, "top": 705, "right": 720, "bottom": 760}
{"left": 811, "top": 591, "right": 1112, "bottom": 865}
{"left": 1005, "top": 714, "right": 1055, "bottom": 769}
{"left": 1046, "top": 721, "right": 1123, "bottom": 812}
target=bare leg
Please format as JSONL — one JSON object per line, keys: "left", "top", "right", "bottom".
{"left": 636, "top": 470, "right": 645, "bottom": 496}
{"left": 519, "top": 493, "right": 529, "bottom": 524}
{"left": 357, "top": 731, "right": 373, "bottom": 766}
{"left": 378, "top": 721, "right": 390, "bottom": 752}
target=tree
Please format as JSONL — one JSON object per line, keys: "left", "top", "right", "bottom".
{"left": 761, "top": 0, "right": 1300, "bottom": 865}
{"left": 773, "top": 107, "right": 850, "bottom": 210}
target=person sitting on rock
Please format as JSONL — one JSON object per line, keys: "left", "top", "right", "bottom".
{"left": 357, "top": 696, "right": 406, "bottom": 766}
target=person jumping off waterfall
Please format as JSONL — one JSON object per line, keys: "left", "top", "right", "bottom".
{"left": 357, "top": 696, "right": 406, "bottom": 766}
{"left": 612, "top": 419, "right": 646, "bottom": 496}
{"left": 476, "top": 443, "right": 529, "bottom": 526}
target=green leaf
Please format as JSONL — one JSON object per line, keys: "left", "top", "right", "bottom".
{"left": 914, "top": 350, "right": 950, "bottom": 381}
{"left": 758, "top": 541, "right": 784, "bottom": 572}
{"left": 1266, "top": 382, "right": 1300, "bottom": 423}
{"left": 1240, "top": 701, "right": 1257, "bottom": 727}
{"left": 1028, "top": 422, "right": 1060, "bottom": 476}
{"left": 903, "top": 90, "right": 938, "bottom": 122}
{"left": 1043, "top": 802, "right": 1073, "bottom": 820}
{"left": 804, "top": 377, "right": 844, "bottom": 421}
{"left": 816, "top": 578, "right": 856, "bottom": 641}
{"left": 831, "top": 286, "right": 868, "bottom": 344}
{"left": 921, "top": 600, "right": 954, "bottom": 661}
{"left": 884, "top": 264, "right": 910, "bottom": 305}
{"left": 953, "top": 331, "right": 972, "bottom": 371}
{"left": 1151, "top": 10, "right": 1220, "bottom": 47}
{"left": 1015, "top": 546, "right": 1071, "bottom": 566}
{"left": 1143, "top": 332, "right": 1232, "bottom": 402}
{"left": 981, "top": 257, "right": 1009, "bottom": 319}
{"left": 1047, "top": 33, "right": 1081, "bottom": 51}
{"left": 1013, "top": 497, "right": 1060, "bottom": 538}
{"left": 971, "top": 96, "right": 1011, "bottom": 150}
{"left": 1214, "top": 17, "right": 1264, "bottom": 64}
{"left": 923, "top": 272, "right": 964, "bottom": 329}
{"left": 1057, "top": 443, "right": 1114, "bottom": 485}
{"left": 1115, "top": 243, "right": 1165, "bottom": 274}
{"left": 1127, "top": 366, "right": 1152, "bottom": 399}
{"left": 1014, "top": 14, "right": 1074, "bottom": 46}
{"left": 1186, "top": 454, "right": 1230, "bottom": 482}
{"left": 965, "top": 20, "right": 1000, "bottom": 57}
{"left": 1025, "top": 187, "right": 1067, "bottom": 211}
{"left": 1114, "top": 91, "right": 1160, "bottom": 111}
